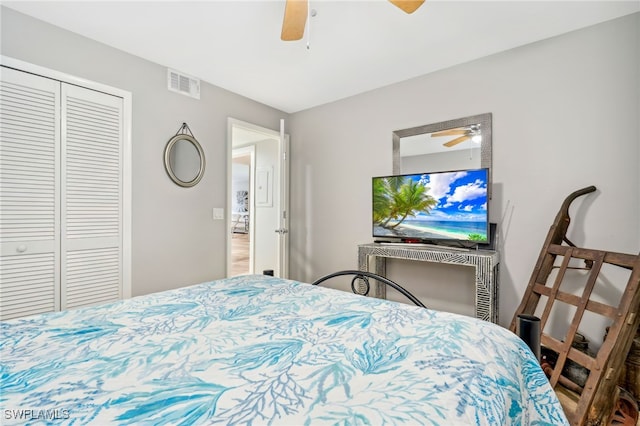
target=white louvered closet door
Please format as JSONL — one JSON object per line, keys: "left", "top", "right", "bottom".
{"left": 0, "top": 67, "right": 61, "bottom": 320}
{"left": 1, "top": 66, "right": 125, "bottom": 320}
{"left": 61, "top": 84, "right": 123, "bottom": 310}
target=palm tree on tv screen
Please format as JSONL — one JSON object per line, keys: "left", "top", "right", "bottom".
{"left": 373, "top": 176, "right": 437, "bottom": 229}
{"left": 373, "top": 176, "right": 403, "bottom": 224}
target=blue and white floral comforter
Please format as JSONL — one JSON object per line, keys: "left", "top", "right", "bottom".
{"left": 1, "top": 275, "right": 567, "bottom": 425}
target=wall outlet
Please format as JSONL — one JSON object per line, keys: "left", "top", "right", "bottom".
{"left": 213, "top": 208, "right": 224, "bottom": 220}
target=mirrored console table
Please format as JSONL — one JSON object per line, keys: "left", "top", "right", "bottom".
{"left": 358, "top": 243, "right": 500, "bottom": 323}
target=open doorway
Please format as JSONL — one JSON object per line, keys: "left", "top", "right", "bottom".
{"left": 227, "top": 118, "right": 289, "bottom": 278}
{"left": 231, "top": 147, "right": 253, "bottom": 275}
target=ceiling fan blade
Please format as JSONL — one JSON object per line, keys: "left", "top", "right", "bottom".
{"left": 431, "top": 129, "right": 469, "bottom": 137}
{"left": 281, "top": 0, "right": 308, "bottom": 41}
{"left": 389, "top": 0, "right": 425, "bottom": 14}
{"left": 443, "top": 135, "right": 470, "bottom": 148}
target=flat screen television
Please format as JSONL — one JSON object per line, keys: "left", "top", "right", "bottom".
{"left": 372, "top": 168, "right": 490, "bottom": 246}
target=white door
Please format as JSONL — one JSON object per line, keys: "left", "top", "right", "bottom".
{"left": 0, "top": 67, "right": 61, "bottom": 319}
{"left": 277, "top": 120, "right": 290, "bottom": 278}
{"left": 61, "top": 84, "right": 124, "bottom": 310}
{"left": 227, "top": 118, "right": 289, "bottom": 278}
{"left": 0, "top": 64, "right": 127, "bottom": 320}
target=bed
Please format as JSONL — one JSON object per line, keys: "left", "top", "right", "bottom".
{"left": 1, "top": 274, "right": 567, "bottom": 425}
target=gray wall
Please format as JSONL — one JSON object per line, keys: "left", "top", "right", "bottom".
{"left": 288, "top": 13, "right": 640, "bottom": 327}
{"left": 2, "top": 7, "right": 639, "bottom": 333}
{"left": 1, "top": 7, "right": 288, "bottom": 296}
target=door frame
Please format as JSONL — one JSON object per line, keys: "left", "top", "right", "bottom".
{"left": 226, "top": 118, "right": 288, "bottom": 278}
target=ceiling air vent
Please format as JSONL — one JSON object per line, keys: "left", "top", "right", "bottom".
{"left": 167, "top": 69, "right": 200, "bottom": 99}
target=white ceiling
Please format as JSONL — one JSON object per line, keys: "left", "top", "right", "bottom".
{"left": 4, "top": 1, "right": 639, "bottom": 113}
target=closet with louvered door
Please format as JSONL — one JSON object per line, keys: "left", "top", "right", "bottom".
{"left": 0, "top": 66, "right": 125, "bottom": 320}
{"left": 0, "top": 67, "right": 61, "bottom": 319}
{"left": 61, "top": 84, "right": 123, "bottom": 311}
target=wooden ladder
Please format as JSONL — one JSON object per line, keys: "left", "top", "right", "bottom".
{"left": 510, "top": 186, "right": 640, "bottom": 426}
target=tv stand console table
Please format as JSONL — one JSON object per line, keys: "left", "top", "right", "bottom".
{"left": 358, "top": 243, "right": 500, "bottom": 323}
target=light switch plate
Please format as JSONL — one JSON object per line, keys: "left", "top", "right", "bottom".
{"left": 213, "top": 208, "right": 224, "bottom": 220}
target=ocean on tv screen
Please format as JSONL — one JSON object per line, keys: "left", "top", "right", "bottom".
{"left": 372, "top": 169, "right": 489, "bottom": 242}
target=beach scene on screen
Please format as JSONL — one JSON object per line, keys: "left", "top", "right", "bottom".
{"left": 373, "top": 169, "right": 488, "bottom": 242}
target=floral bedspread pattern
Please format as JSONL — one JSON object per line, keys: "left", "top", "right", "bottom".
{"left": 1, "top": 275, "right": 568, "bottom": 425}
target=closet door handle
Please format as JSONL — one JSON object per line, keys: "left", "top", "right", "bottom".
{"left": 16, "top": 245, "right": 27, "bottom": 253}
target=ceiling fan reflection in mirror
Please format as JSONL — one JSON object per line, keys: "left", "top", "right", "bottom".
{"left": 431, "top": 124, "right": 482, "bottom": 148}
{"left": 281, "top": 0, "right": 426, "bottom": 41}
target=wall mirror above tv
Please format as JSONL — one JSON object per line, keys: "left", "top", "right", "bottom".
{"left": 392, "top": 113, "right": 492, "bottom": 196}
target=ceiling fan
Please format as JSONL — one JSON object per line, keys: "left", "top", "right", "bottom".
{"left": 431, "top": 125, "right": 482, "bottom": 148}
{"left": 281, "top": 0, "right": 426, "bottom": 41}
